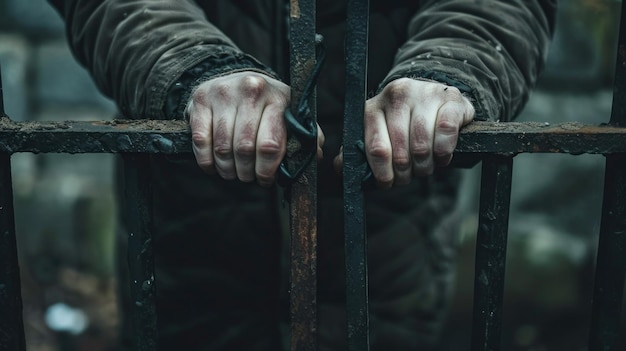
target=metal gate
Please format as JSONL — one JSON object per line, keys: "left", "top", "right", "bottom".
{"left": 2, "top": 0, "right": 626, "bottom": 350}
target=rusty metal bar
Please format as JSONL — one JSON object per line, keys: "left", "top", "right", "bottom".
{"left": 0, "top": 152, "right": 26, "bottom": 351}
{"left": 121, "top": 154, "right": 158, "bottom": 351}
{"left": 471, "top": 155, "right": 513, "bottom": 351}
{"left": 287, "top": 0, "right": 318, "bottom": 350}
{"left": 588, "top": 2, "right": 626, "bottom": 349}
{"left": 3, "top": 119, "right": 626, "bottom": 155}
{"left": 343, "top": 0, "right": 371, "bottom": 349}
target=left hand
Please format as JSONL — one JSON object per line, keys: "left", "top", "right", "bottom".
{"left": 334, "top": 78, "right": 475, "bottom": 188}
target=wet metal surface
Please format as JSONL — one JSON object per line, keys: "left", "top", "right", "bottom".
{"left": 287, "top": 0, "right": 318, "bottom": 350}
{"left": 471, "top": 155, "right": 513, "bottom": 351}
{"left": 342, "top": 0, "right": 370, "bottom": 350}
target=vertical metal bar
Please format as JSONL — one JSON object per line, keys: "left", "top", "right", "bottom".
{"left": 343, "top": 0, "right": 370, "bottom": 350}
{"left": 122, "top": 154, "right": 158, "bottom": 351}
{"left": 0, "top": 67, "right": 26, "bottom": 351}
{"left": 288, "top": 1, "right": 318, "bottom": 350}
{"left": 0, "top": 69, "right": 4, "bottom": 114}
{"left": 0, "top": 153, "right": 26, "bottom": 351}
{"left": 588, "top": 155, "right": 626, "bottom": 351}
{"left": 588, "top": 2, "right": 626, "bottom": 349}
{"left": 471, "top": 155, "right": 513, "bottom": 351}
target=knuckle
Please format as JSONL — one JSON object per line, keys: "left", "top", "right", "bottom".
{"left": 367, "top": 142, "right": 392, "bottom": 162}
{"left": 234, "top": 140, "right": 256, "bottom": 158}
{"left": 410, "top": 142, "right": 431, "bottom": 160}
{"left": 384, "top": 80, "right": 410, "bottom": 106}
{"left": 191, "top": 131, "right": 209, "bottom": 148}
{"left": 239, "top": 75, "right": 267, "bottom": 99}
{"left": 434, "top": 142, "right": 455, "bottom": 158}
{"left": 433, "top": 147, "right": 452, "bottom": 159}
{"left": 213, "top": 143, "right": 232, "bottom": 158}
{"left": 192, "top": 88, "right": 210, "bottom": 106}
{"left": 437, "top": 119, "right": 459, "bottom": 134}
{"left": 393, "top": 154, "right": 411, "bottom": 170}
{"left": 214, "top": 82, "right": 233, "bottom": 101}
{"left": 257, "top": 139, "right": 283, "bottom": 158}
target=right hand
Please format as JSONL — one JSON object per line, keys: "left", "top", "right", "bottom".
{"left": 185, "top": 71, "right": 324, "bottom": 187}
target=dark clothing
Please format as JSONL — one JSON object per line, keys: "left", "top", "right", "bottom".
{"left": 49, "top": 0, "right": 556, "bottom": 350}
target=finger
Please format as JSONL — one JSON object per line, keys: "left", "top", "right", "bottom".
{"left": 233, "top": 76, "right": 268, "bottom": 182}
{"left": 409, "top": 107, "right": 438, "bottom": 177}
{"left": 317, "top": 123, "right": 325, "bottom": 161}
{"left": 364, "top": 103, "right": 393, "bottom": 188}
{"left": 382, "top": 98, "right": 411, "bottom": 185}
{"left": 333, "top": 145, "right": 343, "bottom": 176}
{"left": 188, "top": 100, "right": 215, "bottom": 174}
{"left": 433, "top": 99, "right": 467, "bottom": 167}
{"left": 255, "top": 102, "right": 286, "bottom": 187}
{"left": 212, "top": 100, "right": 237, "bottom": 180}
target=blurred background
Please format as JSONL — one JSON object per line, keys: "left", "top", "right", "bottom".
{"left": 0, "top": 0, "right": 624, "bottom": 350}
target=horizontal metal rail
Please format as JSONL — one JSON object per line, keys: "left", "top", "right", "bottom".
{"left": 1, "top": 2, "right": 625, "bottom": 351}
{"left": 1, "top": 117, "right": 626, "bottom": 155}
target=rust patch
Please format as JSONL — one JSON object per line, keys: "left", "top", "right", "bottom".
{"left": 290, "top": 0, "right": 301, "bottom": 18}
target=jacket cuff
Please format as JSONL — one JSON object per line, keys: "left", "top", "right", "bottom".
{"left": 163, "top": 53, "right": 280, "bottom": 120}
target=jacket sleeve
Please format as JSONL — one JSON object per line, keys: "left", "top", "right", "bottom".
{"left": 380, "top": 0, "right": 557, "bottom": 121}
{"left": 48, "top": 0, "right": 277, "bottom": 120}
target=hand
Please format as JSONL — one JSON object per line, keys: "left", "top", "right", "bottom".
{"left": 186, "top": 71, "right": 324, "bottom": 187}
{"left": 335, "top": 78, "right": 475, "bottom": 188}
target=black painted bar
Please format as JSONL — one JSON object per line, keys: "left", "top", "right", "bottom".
{"left": 588, "top": 155, "right": 626, "bottom": 351}
{"left": 122, "top": 154, "right": 158, "bottom": 351}
{"left": 588, "top": 2, "right": 626, "bottom": 349}
{"left": 471, "top": 155, "right": 513, "bottom": 351}
{"left": 0, "top": 153, "right": 26, "bottom": 351}
{"left": 343, "top": 0, "right": 370, "bottom": 350}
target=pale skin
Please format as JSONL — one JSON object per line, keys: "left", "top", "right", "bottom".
{"left": 186, "top": 71, "right": 475, "bottom": 188}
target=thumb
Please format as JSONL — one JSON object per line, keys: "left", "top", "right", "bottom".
{"left": 317, "top": 124, "right": 325, "bottom": 161}
{"left": 333, "top": 145, "right": 343, "bottom": 175}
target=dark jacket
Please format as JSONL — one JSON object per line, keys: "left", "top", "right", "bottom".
{"left": 49, "top": 0, "right": 555, "bottom": 124}
{"left": 47, "top": 1, "right": 556, "bottom": 350}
